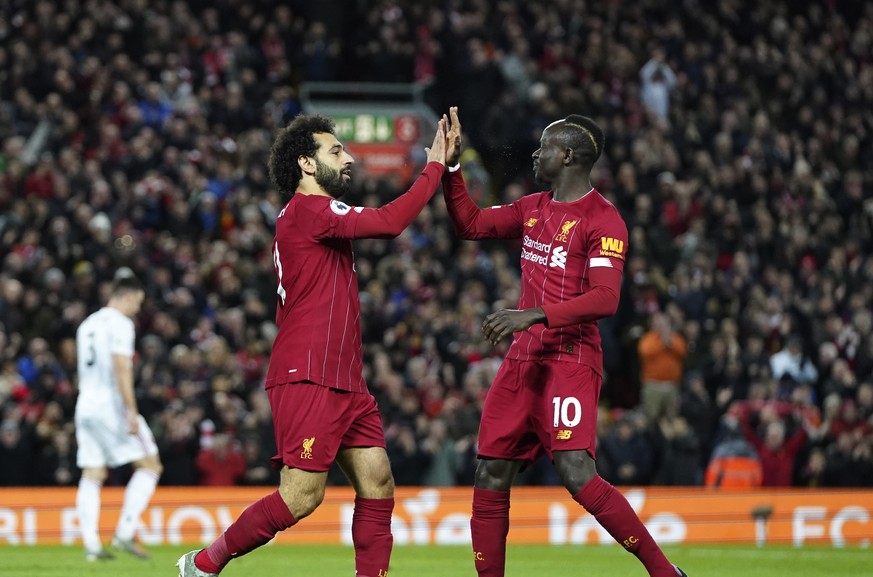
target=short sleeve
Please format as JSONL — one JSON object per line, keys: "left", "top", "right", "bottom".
{"left": 109, "top": 316, "right": 136, "bottom": 356}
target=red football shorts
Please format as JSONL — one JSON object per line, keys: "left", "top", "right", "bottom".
{"left": 477, "top": 358, "right": 601, "bottom": 462}
{"left": 268, "top": 381, "right": 386, "bottom": 472}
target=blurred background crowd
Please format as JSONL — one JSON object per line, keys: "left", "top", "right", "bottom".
{"left": 1, "top": 0, "right": 872, "bottom": 489}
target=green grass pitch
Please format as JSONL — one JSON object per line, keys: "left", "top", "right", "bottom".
{"left": 0, "top": 544, "right": 867, "bottom": 576}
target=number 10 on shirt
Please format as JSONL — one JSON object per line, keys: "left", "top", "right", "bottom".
{"left": 552, "top": 396, "right": 582, "bottom": 427}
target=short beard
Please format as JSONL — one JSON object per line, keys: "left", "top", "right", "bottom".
{"left": 533, "top": 170, "right": 551, "bottom": 188}
{"left": 314, "top": 158, "right": 350, "bottom": 198}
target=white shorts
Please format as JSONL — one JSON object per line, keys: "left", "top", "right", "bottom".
{"left": 75, "top": 413, "right": 158, "bottom": 469}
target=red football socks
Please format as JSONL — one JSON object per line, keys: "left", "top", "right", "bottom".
{"left": 470, "top": 487, "right": 511, "bottom": 577}
{"left": 195, "top": 535, "right": 225, "bottom": 574}
{"left": 351, "top": 496, "right": 394, "bottom": 577}
{"left": 196, "top": 490, "right": 297, "bottom": 574}
{"left": 574, "top": 475, "right": 675, "bottom": 576}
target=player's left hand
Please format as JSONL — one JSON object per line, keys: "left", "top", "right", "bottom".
{"left": 126, "top": 412, "right": 139, "bottom": 435}
{"left": 425, "top": 117, "right": 447, "bottom": 165}
{"left": 482, "top": 308, "right": 546, "bottom": 344}
{"left": 445, "top": 106, "right": 462, "bottom": 166}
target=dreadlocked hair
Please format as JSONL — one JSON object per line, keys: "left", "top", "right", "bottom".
{"left": 268, "top": 114, "right": 336, "bottom": 199}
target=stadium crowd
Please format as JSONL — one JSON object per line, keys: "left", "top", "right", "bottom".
{"left": 1, "top": 0, "right": 872, "bottom": 489}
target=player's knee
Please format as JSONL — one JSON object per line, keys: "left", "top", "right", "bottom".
{"left": 280, "top": 483, "right": 325, "bottom": 519}
{"left": 554, "top": 452, "right": 596, "bottom": 494}
{"left": 298, "top": 486, "right": 326, "bottom": 518}
{"left": 136, "top": 455, "right": 163, "bottom": 476}
{"left": 372, "top": 468, "right": 395, "bottom": 498}
{"left": 473, "top": 460, "right": 513, "bottom": 491}
{"left": 147, "top": 456, "right": 164, "bottom": 476}
{"left": 83, "top": 467, "right": 108, "bottom": 484}
{"left": 354, "top": 465, "right": 395, "bottom": 499}
{"left": 558, "top": 467, "right": 593, "bottom": 495}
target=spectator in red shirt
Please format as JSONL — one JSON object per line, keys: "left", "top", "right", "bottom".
{"left": 195, "top": 433, "right": 247, "bottom": 486}
{"left": 733, "top": 402, "right": 813, "bottom": 487}
{"left": 24, "top": 153, "right": 56, "bottom": 198}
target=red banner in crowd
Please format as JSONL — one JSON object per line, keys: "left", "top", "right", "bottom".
{"left": 344, "top": 142, "right": 417, "bottom": 183}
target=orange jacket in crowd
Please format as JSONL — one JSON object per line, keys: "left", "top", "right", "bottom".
{"left": 704, "top": 455, "right": 764, "bottom": 487}
{"left": 637, "top": 330, "right": 688, "bottom": 384}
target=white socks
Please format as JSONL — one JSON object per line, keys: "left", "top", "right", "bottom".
{"left": 115, "top": 469, "right": 160, "bottom": 541}
{"left": 76, "top": 477, "right": 103, "bottom": 553}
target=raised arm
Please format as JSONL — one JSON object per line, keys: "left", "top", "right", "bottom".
{"left": 442, "top": 107, "right": 524, "bottom": 240}
{"left": 315, "top": 120, "right": 447, "bottom": 239}
{"left": 347, "top": 161, "right": 445, "bottom": 239}
{"left": 443, "top": 171, "right": 525, "bottom": 240}
{"left": 734, "top": 403, "right": 766, "bottom": 453}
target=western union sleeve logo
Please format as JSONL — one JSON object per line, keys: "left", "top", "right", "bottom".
{"left": 599, "top": 237, "right": 625, "bottom": 259}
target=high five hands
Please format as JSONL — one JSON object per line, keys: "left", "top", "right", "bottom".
{"left": 444, "top": 106, "right": 462, "bottom": 166}
{"left": 442, "top": 106, "right": 545, "bottom": 345}
{"left": 425, "top": 116, "right": 447, "bottom": 165}
{"left": 424, "top": 105, "right": 462, "bottom": 166}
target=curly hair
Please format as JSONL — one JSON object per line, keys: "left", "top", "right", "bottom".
{"left": 560, "top": 114, "right": 605, "bottom": 168}
{"left": 268, "top": 114, "right": 336, "bottom": 198}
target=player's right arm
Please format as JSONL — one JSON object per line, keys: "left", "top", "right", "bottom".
{"left": 442, "top": 106, "right": 525, "bottom": 240}
{"left": 443, "top": 169, "right": 526, "bottom": 240}
{"left": 313, "top": 119, "right": 447, "bottom": 240}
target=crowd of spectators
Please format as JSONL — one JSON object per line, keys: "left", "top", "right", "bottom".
{"left": 1, "top": 0, "right": 873, "bottom": 489}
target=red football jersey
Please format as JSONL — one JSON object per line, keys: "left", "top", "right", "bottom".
{"left": 265, "top": 162, "right": 444, "bottom": 392}
{"left": 444, "top": 170, "right": 628, "bottom": 374}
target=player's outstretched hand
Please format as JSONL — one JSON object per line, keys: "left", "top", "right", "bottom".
{"left": 425, "top": 117, "right": 447, "bottom": 166}
{"left": 445, "top": 106, "right": 462, "bottom": 166}
{"left": 482, "top": 308, "right": 545, "bottom": 344}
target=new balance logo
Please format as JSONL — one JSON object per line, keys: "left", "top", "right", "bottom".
{"left": 556, "top": 430, "right": 572, "bottom": 440}
{"left": 549, "top": 246, "right": 567, "bottom": 269}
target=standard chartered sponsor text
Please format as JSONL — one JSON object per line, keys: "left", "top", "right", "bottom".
{"left": 522, "top": 235, "right": 551, "bottom": 265}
